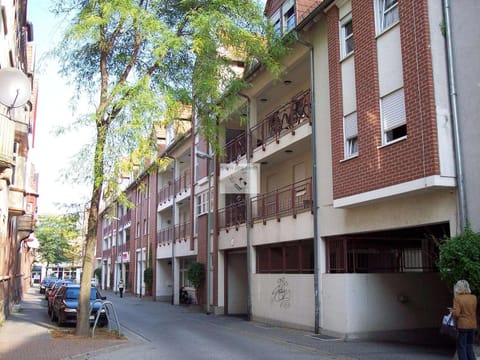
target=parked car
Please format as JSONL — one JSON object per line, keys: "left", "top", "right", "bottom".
{"left": 51, "top": 284, "right": 108, "bottom": 327}
{"left": 39, "top": 276, "right": 57, "bottom": 294}
{"left": 47, "top": 279, "right": 73, "bottom": 316}
{"left": 44, "top": 278, "right": 59, "bottom": 300}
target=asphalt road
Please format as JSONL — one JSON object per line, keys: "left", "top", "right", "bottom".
{"left": 79, "top": 290, "right": 456, "bottom": 360}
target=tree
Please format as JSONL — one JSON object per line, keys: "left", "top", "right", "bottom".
{"left": 437, "top": 225, "right": 480, "bottom": 295}
{"left": 187, "top": 261, "right": 205, "bottom": 290}
{"left": 52, "top": 0, "right": 288, "bottom": 336}
{"left": 35, "top": 214, "right": 81, "bottom": 275}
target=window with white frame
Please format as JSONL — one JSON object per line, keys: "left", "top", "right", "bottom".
{"left": 269, "top": 0, "right": 295, "bottom": 36}
{"left": 344, "top": 111, "right": 358, "bottom": 158}
{"left": 340, "top": 14, "right": 354, "bottom": 58}
{"left": 197, "top": 192, "right": 208, "bottom": 216}
{"left": 282, "top": 0, "right": 295, "bottom": 34}
{"left": 376, "top": 0, "right": 399, "bottom": 34}
{"left": 196, "top": 189, "right": 213, "bottom": 216}
{"left": 381, "top": 88, "right": 407, "bottom": 144}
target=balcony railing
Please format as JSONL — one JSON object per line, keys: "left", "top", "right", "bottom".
{"left": 217, "top": 178, "right": 313, "bottom": 231}
{"left": 156, "top": 221, "right": 191, "bottom": 246}
{"left": 157, "top": 181, "right": 174, "bottom": 205}
{"left": 250, "top": 177, "right": 313, "bottom": 224}
{"left": 175, "top": 221, "right": 191, "bottom": 241}
{"left": 218, "top": 200, "right": 246, "bottom": 230}
{"left": 174, "top": 170, "right": 191, "bottom": 195}
{"left": 222, "top": 89, "right": 311, "bottom": 163}
{"left": 224, "top": 132, "right": 247, "bottom": 163}
{"left": 250, "top": 89, "right": 311, "bottom": 153}
{"left": 157, "top": 225, "right": 174, "bottom": 246}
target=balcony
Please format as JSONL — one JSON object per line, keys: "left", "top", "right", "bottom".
{"left": 157, "top": 181, "right": 174, "bottom": 205}
{"left": 218, "top": 200, "right": 246, "bottom": 231}
{"left": 250, "top": 177, "right": 313, "bottom": 225}
{"left": 174, "top": 170, "right": 191, "bottom": 195}
{"left": 223, "top": 89, "right": 311, "bottom": 163}
{"left": 156, "top": 221, "right": 191, "bottom": 247}
{"left": 217, "top": 178, "right": 313, "bottom": 231}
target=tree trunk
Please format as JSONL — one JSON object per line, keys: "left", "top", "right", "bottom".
{"left": 75, "top": 123, "right": 107, "bottom": 336}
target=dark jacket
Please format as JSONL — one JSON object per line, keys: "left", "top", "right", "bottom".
{"left": 452, "top": 294, "right": 477, "bottom": 329}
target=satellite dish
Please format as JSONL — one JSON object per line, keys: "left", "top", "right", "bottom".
{"left": 0, "top": 68, "right": 31, "bottom": 108}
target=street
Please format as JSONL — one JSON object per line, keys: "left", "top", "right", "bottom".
{"left": 82, "top": 289, "right": 455, "bottom": 360}
{"left": 0, "top": 286, "right": 458, "bottom": 360}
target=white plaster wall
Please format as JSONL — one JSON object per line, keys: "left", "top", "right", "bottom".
{"left": 448, "top": 0, "right": 480, "bottom": 231}
{"left": 251, "top": 123, "right": 311, "bottom": 165}
{"left": 251, "top": 212, "right": 314, "bottom": 246}
{"left": 219, "top": 225, "right": 247, "bottom": 250}
{"left": 428, "top": 0, "right": 455, "bottom": 178}
{"left": 252, "top": 274, "right": 314, "bottom": 329}
{"left": 322, "top": 273, "right": 450, "bottom": 336}
{"left": 319, "top": 189, "right": 457, "bottom": 237}
{"left": 259, "top": 148, "right": 312, "bottom": 192}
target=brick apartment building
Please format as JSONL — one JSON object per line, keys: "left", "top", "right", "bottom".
{"left": 97, "top": 0, "right": 478, "bottom": 342}
{"left": 0, "top": 0, "right": 39, "bottom": 321}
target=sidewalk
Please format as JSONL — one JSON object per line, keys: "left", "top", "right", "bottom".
{"left": 0, "top": 286, "right": 125, "bottom": 360}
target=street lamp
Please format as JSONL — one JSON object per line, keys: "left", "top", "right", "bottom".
{"left": 0, "top": 68, "right": 31, "bottom": 109}
{"left": 196, "top": 150, "right": 213, "bottom": 314}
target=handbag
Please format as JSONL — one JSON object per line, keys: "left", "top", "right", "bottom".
{"left": 440, "top": 313, "right": 458, "bottom": 339}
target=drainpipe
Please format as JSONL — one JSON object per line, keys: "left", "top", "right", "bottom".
{"left": 165, "top": 155, "right": 176, "bottom": 305}
{"left": 239, "top": 92, "right": 252, "bottom": 321}
{"left": 295, "top": 34, "right": 320, "bottom": 334}
{"left": 442, "top": 0, "right": 467, "bottom": 232}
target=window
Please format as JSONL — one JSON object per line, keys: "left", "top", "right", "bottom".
{"left": 340, "top": 15, "right": 354, "bottom": 58}
{"left": 326, "top": 224, "right": 449, "bottom": 273}
{"left": 256, "top": 239, "right": 314, "bottom": 274}
{"left": 381, "top": 88, "right": 407, "bottom": 144}
{"left": 272, "top": 10, "right": 281, "bottom": 35}
{"left": 343, "top": 111, "right": 358, "bottom": 158}
{"left": 327, "top": 237, "right": 438, "bottom": 273}
{"left": 269, "top": 0, "right": 295, "bottom": 37}
{"left": 196, "top": 191, "right": 210, "bottom": 216}
{"left": 282, "top": 0, "right": 295, "bottom": 34}
{"left": 377, "top": 0, "right": 399, "bottom": 33}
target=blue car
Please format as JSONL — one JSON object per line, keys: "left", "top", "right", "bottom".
{"left": 51, "top": 284, "right": 108, "bottom": 327}
{"left": 39, "top": 276, "right": 58, "bottom": 294}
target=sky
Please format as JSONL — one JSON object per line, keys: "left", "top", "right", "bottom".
{"left": 28, "top": 1, "right": 90, "bottom": 215}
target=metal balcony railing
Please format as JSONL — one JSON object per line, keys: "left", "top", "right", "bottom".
{"left": 250, "top": 177, "right": 313, "bottom": 225}
{"left": 174, "top": 171, "right": 191, "bottom": 195}
{"left": 156, "top": 221, "right": 191, "bottom": 246}
{"left": 250, "top": 89, "right": 311, "bottom": 153}
{"left": 218, "top": 200, "right": 246, "bottom": 230}
{"left": 222, "top": 89, "right": 311, "bottom": 163}
{"left": 156, "top": 226, "right": 174, "bottom": 246}
{"left": 224, "top": 132, "right": 247, "bottom": 163}
{"left": 175, "top": 221, "right": 191, "bottom": 241}
{"left": 157, "top": 181, "right": 174, "bottom": 205}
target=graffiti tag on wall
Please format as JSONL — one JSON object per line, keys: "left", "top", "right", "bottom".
{"left": 271, "top": 277, "right": 291, "bottom": 309}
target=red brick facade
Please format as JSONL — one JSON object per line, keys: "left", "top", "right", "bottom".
{"left": 328, "top": 0, "right": 440, "bottom": 200}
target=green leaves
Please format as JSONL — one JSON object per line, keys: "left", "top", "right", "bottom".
{"left": 187, "top": 261, "right": 205, "bottom": 289}
{"left": 36, "top": 214, "right": 82, "bottom": 266}
{"left": 437, "top": 225, "right": 480, "bottom": 294}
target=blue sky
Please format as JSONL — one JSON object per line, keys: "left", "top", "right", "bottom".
{"left": 28, "top": 1, "right": 90, "bottom": 214}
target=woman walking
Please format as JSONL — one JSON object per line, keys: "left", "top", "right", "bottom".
{"left": 451, "top": 280, "right": 477, "bottom": 360}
